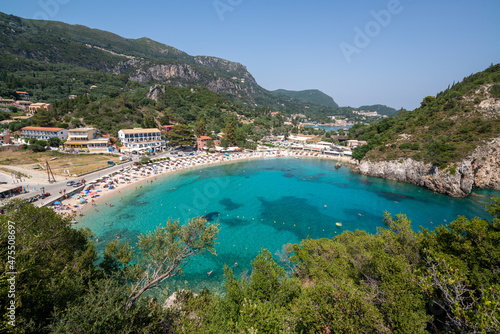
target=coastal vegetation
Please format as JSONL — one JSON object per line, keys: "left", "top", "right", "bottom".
{"left": 350, "top": 64, "right": 500, "bottom": 168}
{"left": 1, "top": 198, "right": 499, "bottom": 333}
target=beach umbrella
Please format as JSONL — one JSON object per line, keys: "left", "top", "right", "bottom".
{"left": 78, "top": 198, "right": 87, "bottom": 204}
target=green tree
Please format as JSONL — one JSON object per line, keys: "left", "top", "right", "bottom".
{"left": 169, "top": 124, "right": 195, "bottom": 148}
{"left": 50, "top": 278, "right": 161, "bottom": 333}
{"left": 194, "top": 118, "right": 207, "bottom": 137}
{"left": 125, "top": 217, "right": 219, "bottom": 309}
{"left": 141, "top": 114, "right": 156, "bottom": 129}
{"left": 31, "top": 110, "right": 52, "bottom": 127}
{"left": 224, "top": 118, "right": 236, "bottom": 146}
{"left": 206, "top": 139, "right": 215, "bottom": 153}
{"left": 0, "top": 201, "right": 97, "bottom": 332}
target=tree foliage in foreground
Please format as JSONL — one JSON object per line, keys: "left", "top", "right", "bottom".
{"left": 0, "top": 199, "right": 499, "bottom": 333}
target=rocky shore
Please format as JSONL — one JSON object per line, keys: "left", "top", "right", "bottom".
{"left": 354, "top": 137, "right": 500, "bottom": 198}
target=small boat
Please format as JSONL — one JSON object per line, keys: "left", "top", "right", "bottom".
{"left": 335, "top": 222, "right": 342, "bottom": 227}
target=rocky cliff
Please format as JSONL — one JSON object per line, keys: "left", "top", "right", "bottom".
{"left": 115, "top": 59, "right": 257, "bottom": 100}
{"left": 354, "top": 137, "right": 500, "bottom": 197}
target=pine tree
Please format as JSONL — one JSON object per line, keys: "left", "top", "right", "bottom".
{"left": 224, "top": 118, "right": 236, "bottom": 146}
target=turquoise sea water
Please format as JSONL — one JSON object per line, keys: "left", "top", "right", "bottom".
{"left": 78, "top": 158, "right": 499, "bottom": 295}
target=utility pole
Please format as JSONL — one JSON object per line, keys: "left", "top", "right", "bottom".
{"left": 45, "top": 160, "right": 56, "bottom": 183}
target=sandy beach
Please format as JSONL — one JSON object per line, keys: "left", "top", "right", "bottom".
{"left": 53, "top": 150, "right": 354, "bottom": 219}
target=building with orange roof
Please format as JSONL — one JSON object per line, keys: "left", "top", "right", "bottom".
{"left": 197, "top": 135, "right": 220, "bottom": 151}
{"left": 16, "top": 91, "right": 29, "bottom": 99}
{"left": 28, "top": 103, "right": 53, "bottom": 115}
{"left": 21, "top": 126, "right": 68, "bottom": 141}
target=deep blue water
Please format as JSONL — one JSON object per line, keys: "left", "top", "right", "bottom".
{"left": 77, "top": 158, "right": 499, "bottom": 295}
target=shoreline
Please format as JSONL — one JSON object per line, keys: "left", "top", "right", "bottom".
{"left": 55, "top": 151, "right": 354, "bottom": 219}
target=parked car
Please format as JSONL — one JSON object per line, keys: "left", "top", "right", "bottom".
{"left": 73, "top": 182, "right": 82, "bottom": 187}
{"left": 66, "top": 181, "right": 75, "bottom": 186}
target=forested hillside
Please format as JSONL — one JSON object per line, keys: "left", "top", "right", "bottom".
{"left": 0, "top": 11, "right": 355, "bottom": 120}
{"left": 273, "top": 89, "right": 339, "bottom": 108}
{"left": 350, "top": 63, "right": 500, "bottom": 167}
{"left": 358, "top": 104, "right": 400, "bottom": 117}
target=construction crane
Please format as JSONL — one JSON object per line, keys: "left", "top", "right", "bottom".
{"left": 45, "top": 160, "right": 56, "bottom": 183}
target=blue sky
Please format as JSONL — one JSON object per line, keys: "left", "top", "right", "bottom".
{"left": 2, "top": 0, "right": 500, "bottom": 110}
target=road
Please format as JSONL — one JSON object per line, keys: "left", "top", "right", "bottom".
{"left": 1, "top": 150, "right": 200, "bottom": 207}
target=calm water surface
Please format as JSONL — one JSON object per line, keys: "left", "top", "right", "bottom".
{"left": 78, "top": 158, "right": 499, "bottom": 295}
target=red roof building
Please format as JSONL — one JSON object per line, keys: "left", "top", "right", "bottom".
{"left": 197, "top": 136, "right": 220, "bottom": 150}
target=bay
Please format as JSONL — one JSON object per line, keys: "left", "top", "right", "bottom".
{"left": 78, "top": 158, "right": 499, "bottom": 295}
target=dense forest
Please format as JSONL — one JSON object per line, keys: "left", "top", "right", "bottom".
{"left": 350, "top": 63, "right": 500, "bottom": 168}
{"left": 0, "top": 11, "right": 380, "bottom": 126}
{"left": 0, "top": 198, "right": 499, "bottom": 333}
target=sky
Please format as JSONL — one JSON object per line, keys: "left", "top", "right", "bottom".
{"left": 2, "top": 0, "right": 500, "bottom": 110}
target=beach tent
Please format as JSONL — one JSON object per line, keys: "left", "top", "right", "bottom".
{"left": 78, "top": 198, "right": 87, "bottom": 204}
{"left": 53, "top": 201, "right": 61, "bottom": 205}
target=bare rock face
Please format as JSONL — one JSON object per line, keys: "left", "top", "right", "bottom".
{"left": 129, "top": 63, "right": 202, "bottom": 83}
{"left": 471, "top": 137, "right": 500, "bottom": 190}
{"left": 163, "top": 290, "right": 198, "bottom": 311}
{"left": 355, "top": 137, "right": 500, "bottom": 197}
{"left": 146, "top": 84, "right": 165, "bottom": 101}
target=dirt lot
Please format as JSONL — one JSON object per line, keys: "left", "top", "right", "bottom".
{"left": 0, "top": 148, "right": 121, "bottom": 178}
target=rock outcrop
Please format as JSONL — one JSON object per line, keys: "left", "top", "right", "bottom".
{"left": 355, "top": 137, "right": 500, "bottom": 197}
{"left": 146, "top": 84, "right": 165, "bottom": 101}
{"left": 115, "top": 59, "right": 257, "bottom": 100}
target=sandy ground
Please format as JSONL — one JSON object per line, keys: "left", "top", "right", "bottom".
{"left": 0, "top": 149, "right": 121, "bottom": 184}
{"left": 53, "top": 151, "right": 354, "bottom": 219}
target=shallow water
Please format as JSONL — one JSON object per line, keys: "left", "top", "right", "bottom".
{"left": 78, "top": 158, "right": 499, "bottom": 295}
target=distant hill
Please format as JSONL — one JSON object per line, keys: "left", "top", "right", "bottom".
{"left": 358, "top": 104, "right": 399, "bottom": 117}
{"left": 350, "top": 63, "right": 500, "bottom": 197}
{"left": 0, "top": 11, "right": 352, "bottom": 120}
{"left": 351, "top": 63, "right": 500, "bottom": 166}
{"left": 273, "top": 89, "right": 338, "bottom": 108}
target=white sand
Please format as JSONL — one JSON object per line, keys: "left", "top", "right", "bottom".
{"left": 55, "top": 151, "right": 354, "bottom": 218}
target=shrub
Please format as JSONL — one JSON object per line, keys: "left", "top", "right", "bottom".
{"left": 449, "top": 167, "right": 457, "bottom": 175}
{"left": 411, "top": 143, "right": 420, "bottom": 150}
{"left": 29, "top": 144, "right": 46, "bottom": 152}
{"left": 35, "top": 140, "right": 48, "bottom": 147}
{"left": 399, "top": 143, "right": 411, "bottom": 150}
{"left": 491, "top": 84, "right": 500, "bottom": 98}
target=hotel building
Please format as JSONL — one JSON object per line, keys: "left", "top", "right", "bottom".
{"left": 118, "top": 128, "right": 165, "bottom": 152}
{"left": 21, "top": 126, "right": 68, "bottom": 141}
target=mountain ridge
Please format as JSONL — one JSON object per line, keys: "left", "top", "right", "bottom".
{"left": 351, "top": 64, "right": 500, "bottom": 197}
{"left": 272, "top": 89, "right": 338, "bottom": 108}
{"left": 0, "top": 11, "right": 355, "bottom": 119}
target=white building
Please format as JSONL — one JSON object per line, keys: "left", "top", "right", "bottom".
{"left": 118, "top": 128, "right": 165, "bottom": 152}
{"left": 21, "top": 126, "right": 68, "bottom": 141}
